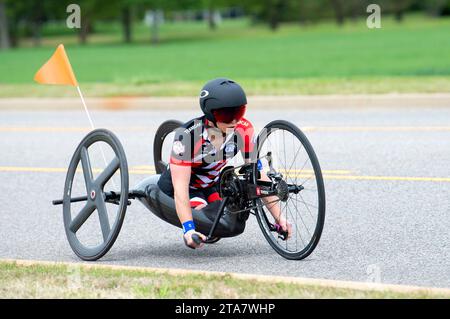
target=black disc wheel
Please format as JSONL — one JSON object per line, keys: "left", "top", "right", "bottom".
{"left": 62, "top": 129, "right": 129, "bottom": 261}
{"left": 153, "top": 120, "right": 182, "bottom": 174}
{"left": 252, "top": 120, "right": 325, "bottom": 260}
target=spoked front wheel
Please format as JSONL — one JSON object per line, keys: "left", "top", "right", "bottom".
{"left": 62, "top": 129, "right": 129, "bottom": 261}
{"left": 252, "top": 120, "right": 325, "bottom": 260}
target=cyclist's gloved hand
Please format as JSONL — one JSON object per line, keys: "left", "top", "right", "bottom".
{"left": 182, "top": 220, "right": 206, "bottom": 249}
{"left": 276, "top": 216, "right": 292, "bottom": 239}
{"left": 183, "top": 230, "right": 207, "bottom": 249}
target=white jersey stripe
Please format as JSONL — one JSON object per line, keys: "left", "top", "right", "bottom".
{"left": 196, "top": 174, "right": 214, "bottom": 183}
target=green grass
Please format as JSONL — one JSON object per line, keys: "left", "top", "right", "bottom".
{"left": 1, "top": 76, "right": 450, "bottom": 98}
{"left": 1, "top": 260, "right": 448, "bottom": 298}
{"left": 0, "top": 15, "right": 449, "bottom": 96}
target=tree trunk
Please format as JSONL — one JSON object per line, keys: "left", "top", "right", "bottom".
{"left": 298, "top": 2, "right": 308, "bottom": 26}
{"left": 208, "top": 7, "right": 216, "bottom": 30}
{"left": 394, "top": 10, "right": 404, "bottom": 22}
{"left": 0, "top": 1, "right": 10, "bottom": 49}
{"left": 122, "top": 6, "right": 132, "bottom": 43}
{"left": 151, "top": 11, "right": 159, "bottom": 44}
{"left": 426, "top": 0, "right": 447, "bottom": 17}
{"left": 31, "top": 22, "right": 42, "bottom": 47}
{"left": 297, "top": 1, "right": 305, "bottom": 26}
{"left": 393, "top": 0, "right": 411, "bottom": 22}
{"left": 30, "top": 0, "right": 44, "bottom": 47}
{"left": 350, "top": 0, "right": 359, "bottom": 23}
{"left": 269, "top": 0, "right": 285, "bottom": 31}
{"left": 330, "top": 0, "right": 345, "bottom": 26}
{"left": 79, "top": 17, "right": 90, "bottom": 44}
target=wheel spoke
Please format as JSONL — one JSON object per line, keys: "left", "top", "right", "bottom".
{"left": 289, "top": 196, "right": 318, "bottom": 209}
{"left": 284, "top": 205, "right": 305, "bottom": 249}
{"left": 296, "top": 193, "right": 317, "bottom": 222}
{"left": 300, "top": 171, "right": 315, "bottom": 186}
{"left": 96, "top": 196, "right": 111, "bottom": 241}
{"left": 286, "top": 201, "right": 311, "bottom": 241}
{"left": 284, "top": 140, "right": 303, "bottom": 180}
{"left": 95, "top": 156, "right": 120, "bottom": 188}
{"left": 80, "top": 146, "right": 93, "bottom": 192}
{"left": 69, "top": 202, "right": 96, "bottom": 233}
{"left": 294, "top": 156, "right": 311, "bottom": 185}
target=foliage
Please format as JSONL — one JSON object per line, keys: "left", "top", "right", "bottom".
{"left": 1, "top": 0, "right": 449, "bottom": 48}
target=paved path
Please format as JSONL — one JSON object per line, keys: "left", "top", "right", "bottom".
{"left": 0, "top": 103, "right": 449, "bottom": 288}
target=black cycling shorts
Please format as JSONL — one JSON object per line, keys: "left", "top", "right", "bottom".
{"left": 158, "top": 169, "right": 222, "bottom": 208}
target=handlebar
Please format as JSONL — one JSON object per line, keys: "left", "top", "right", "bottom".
{"left": 191, "top": 233, "right": 204, "bottom": 245}
{"left": 183, "top": 233, "right": 205, "bottom": 249}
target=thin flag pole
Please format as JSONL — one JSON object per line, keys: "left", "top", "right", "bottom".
{"left": 76, "top": 86, "right": 95, "bottom": 130}
{"left": 76, "top": 85, "right": 117, "bottom": 190}
{"left": 34, "top": 44, "right": 118, "bottom": 189}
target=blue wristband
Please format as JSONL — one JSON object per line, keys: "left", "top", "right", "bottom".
{"left": 182, "top": 220, "right": 195, "bottom": 234}
{"left": 257, "top": 159, "right": 263, "bottom": 171}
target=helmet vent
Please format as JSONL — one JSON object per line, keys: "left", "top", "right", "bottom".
{"left": 220, "top": 80, "right": 235, "bottom": 85}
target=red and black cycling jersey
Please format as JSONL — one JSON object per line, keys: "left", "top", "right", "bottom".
{"left": 168, "top": 115, "right": 255, "bottom": 189}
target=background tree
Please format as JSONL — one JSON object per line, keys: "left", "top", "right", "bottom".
{"left": 0, "top": 0, "right": 10, "bottom": 49}
{"left": 424, "top": 0, "right": 450, "bottom": 17}
{"left": 392, "top": 0, "right": 413, "bottom": 22}
{"left": 240, "top": 0, "right": 290, "bottom": 31}
{"left": 75, "top": 0, "right": 120, "bottom": 44}
{"left": 27, "top": 0, "right": 45, "bottom": 46}
{"left": 200, "top": 0, "right": 229, "bottom": 30}
{"left": 329, "top": 0, "right": 345, "bottom": 25}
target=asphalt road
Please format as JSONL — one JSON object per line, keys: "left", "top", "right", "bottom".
{"left": 0, "top": 105, "right": 449, "bottom": 288}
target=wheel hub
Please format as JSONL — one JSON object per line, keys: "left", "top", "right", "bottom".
{"left": 276, "top": 180, "right": 289, "bottom": 202}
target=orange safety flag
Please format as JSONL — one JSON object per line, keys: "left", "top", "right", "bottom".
{"left": 34, "top": 44, "right": 78, "bottom": 86}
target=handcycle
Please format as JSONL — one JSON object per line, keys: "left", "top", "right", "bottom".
{"left": 52, "top": 119, "right": 326, "bottom": 261}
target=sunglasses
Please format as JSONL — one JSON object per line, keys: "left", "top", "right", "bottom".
{"left": 212, "top": 105, "right": 246, "bottom": 124}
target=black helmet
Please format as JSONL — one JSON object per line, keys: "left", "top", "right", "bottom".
{"left": 199, "top": 78, "right": 247, "bottom": 123}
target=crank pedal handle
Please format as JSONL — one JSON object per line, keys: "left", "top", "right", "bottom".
{"left": 191, "top": 234, "right": 204, "bottom": 245}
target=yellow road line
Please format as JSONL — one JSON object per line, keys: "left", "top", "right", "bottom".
{"left": 131, "top": 165, "right": 155, "bottom": 169}
{"left": 0, "top": 167, "right": 125, "bottom": 173}
{"left": 279, "top": 169, "right": 352, "bottom": 175}
{"left": 131, "top": 166, "right": 353, "bottom": 175}
{"left": 0, "top": 126, "right": 152, "bottom": 132}
{"left": 302, "top": 126, "right": 450, "bottom": 132}
{"left": 1, "top": 166, "right": 449, "bottom": 183}
{"left": 0, "top": 166, "right": 68, "bottom": 173}
{"left": 2, "top": 126, "right": 450, "bottom": 133}
{"left": 322, "top": 174, "right": 450, "bottom": 182}
{"left": 129, "top": 169, "right": 156, "bottom": 174}
{"left": 284, "top": 173, "right": 450, "bottom": 182}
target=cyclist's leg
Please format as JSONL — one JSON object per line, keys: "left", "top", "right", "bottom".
{"left": 158, "top": 170, "right": 207, "bottom": 209}
{"left": 189, "top": 189, "right": 208, "bottom": 210}
{"left": 157, "top": 169, "right": 174, "bottom": 197}
{"left": 203, "top": 185, "right": 222, "bottom": 204}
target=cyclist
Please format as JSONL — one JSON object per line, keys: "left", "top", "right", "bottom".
{"left": 158, "top": 78, "right": 292, "bottom": 249}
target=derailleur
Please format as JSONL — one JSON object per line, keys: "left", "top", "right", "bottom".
{"left": 266, "top": 152, "right": 289, "bottom": 202}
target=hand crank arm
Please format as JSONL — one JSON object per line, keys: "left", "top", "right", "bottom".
{"left": 52, "top": 189, "right": 145, "bottom": 206}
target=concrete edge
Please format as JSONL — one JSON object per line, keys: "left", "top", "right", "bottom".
{"left": 0, "top": 93, "right": 450, "bottom": 110}
{"left": 2, "top": 258, "right": 449, "bottom": 296}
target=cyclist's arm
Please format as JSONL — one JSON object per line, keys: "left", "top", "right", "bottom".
{"left": 259, "top": 170, "right": 282, "bottom": 219}
{"left": 171, "top": 163, "right": 207, "bottom": 247}
{"left": 170, "top": 163, "right": 193, "bottom": 224}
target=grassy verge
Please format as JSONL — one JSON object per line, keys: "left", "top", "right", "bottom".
{"left": 0, "top": 15, "right": 449, "bottom": 97}
{"left": 0, "top": 260, "right": 448, "bottom": 299}
{"left": 1, "top": 76, "right": 450, "bottom": 98}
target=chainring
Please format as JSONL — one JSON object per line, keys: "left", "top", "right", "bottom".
{"left": 219, "top": 167, "right": 245, "bottom": 212}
